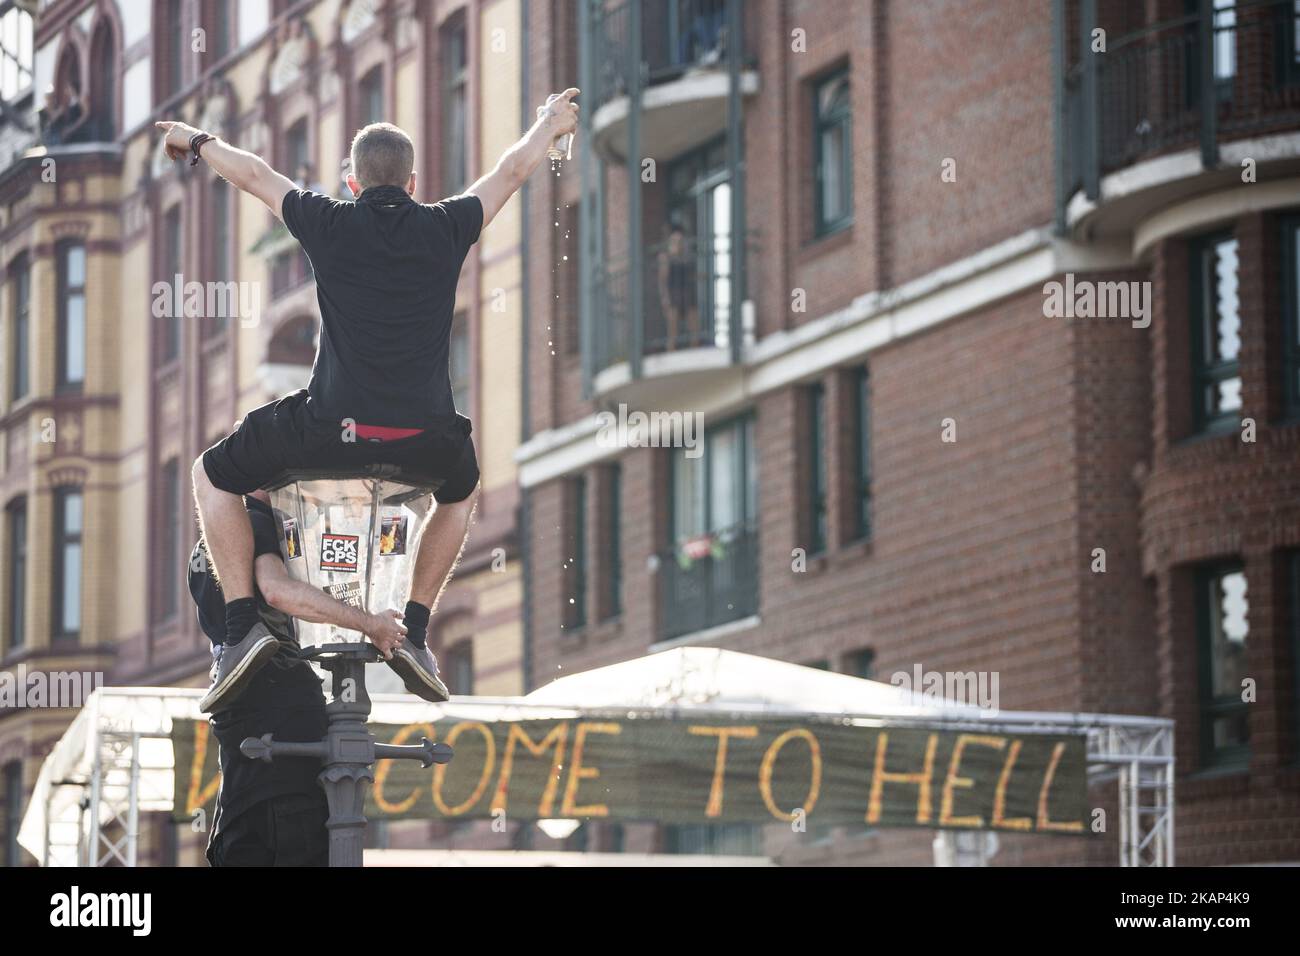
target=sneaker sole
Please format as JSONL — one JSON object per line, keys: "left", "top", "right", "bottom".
{"left": 199, "top": 636, "right": 280, "bottom": 713}
{"left": 389, "top": 651, "right": 450, "bottom": 703}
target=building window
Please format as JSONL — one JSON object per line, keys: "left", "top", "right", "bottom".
{"left": 446, "top": 641, "right": 473, "bottom": 695}
{"left": 853, "top": 366, "right": 873, "bottom": 541}
{"left": 207, "top": 0, "right": 233, "bottom": 61}
{"left": 163, "top": 0, "right": 186, "bottom": 95}
{"left": 1190, "top": 233, "right": 1241, "bottom": 432}
{"left": 564, "top": 476, "right": 588, "bottom": 630}
{"left": 5, "top": 498, "right": 25, "bottom": 654}
{"left": 1196, "top": 564, "right": 1250, "bottom": 767}
{"left": 88, "top": 21, "right": 116, "bottom": 141}
{"left": 8, "top": 253, "right": 28, "bottom": 402}
{"left": 673, "top": 416, "right": 757, "bottom": 543}
{"left": 286, "top": 117, "right": 310, "bottom": 186}
{"left": 156, "top": 460, "right": 181, "bottom": 622}
{"left": 1288, "top": 0, "right": 1300, "bottom": 83}
{"left": 665, "top": 416, "right": 758, "bottom": 639}
{"left": 806, "top": 382, "right": 828, "bottom": 555}
{"left": 160, "top": 209, "right": 182, "bottom": 363}
{"left": 1283, "top": 216, "right": 1300, "bottom": 418}
{"left": 1291, "top": 552, "right": 1300, "bottom": 762}
{"left": 442, "top": 20, "right": 468, "bottom": 195}
{"left": 1212, "top": 0, "right": 1236, "bottom": 84}
{"left": 0, "top": 1, "right": 33, "bottom": 104}
{"left": 207, "top": 179, "right": 231, "bottom": 336}
{"left": 812, "top": 67, "right": 852, "bottom": 237}
{"left": 845, "top": 648, "right": 876, "bottom": 680}
{"left": 449, "top": 315, "right": 471, "bottom": 415}
{"left": 663, "top": 823, "right": 763, "bottom": 856}
{"left": 52, "top": 487, "right": 83, "bottom": 641}
{"left": 57, "top": 242, "right": 86, "bottom": 391}
{"left": 359, "top": 66, "right": 384, "bottom": 128}
{"left": 663, "top": 138, "right": 731, "bottom": 353}
{"left": 2, "top": 760, "right": 22, "bottom": 867}
{"left": 599, "top": 465, "right": 622, "bottom": 621}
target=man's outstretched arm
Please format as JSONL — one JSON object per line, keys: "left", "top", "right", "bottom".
{"left": 253, "top": 554, "right": 407, "bottom": 658}
{"left": 155, "top": 120, "right": 298, "bottom": 222}
{"left": 466, "top": 88, "right": 579, "bottom": 230}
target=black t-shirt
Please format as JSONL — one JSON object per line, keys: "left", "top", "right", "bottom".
{"left": 187, "top": 497, "right": 326, "bottom": 837}
{"left": 281, "top": 185, "right": 484, "bottom": 429}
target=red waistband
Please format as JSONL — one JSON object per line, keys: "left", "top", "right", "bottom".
{"left": 353, "top": 423, "right": 425, "bottom": 442}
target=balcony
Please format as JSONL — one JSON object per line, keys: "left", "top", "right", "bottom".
{"left": 590, "top": 232, "right": 754, "bottom": 401}
{"left": 657, "top": 522, "right": 759, "bottom": 642}
{"left": 579, "top": 0, "right": 756, "bottom": 400}
{"left": 1058, "top": 0, "right": 1300, "bottom": 237}
{"left": 584, "top": 0, "right": 759, "bottom": 163}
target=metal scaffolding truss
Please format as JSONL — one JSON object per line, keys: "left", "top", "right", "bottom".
{"left": 1086, "top": 717, "right": 1176, "bottom": 867}
{"left": 82, "top": 728, "right": 176, "bottom": 867}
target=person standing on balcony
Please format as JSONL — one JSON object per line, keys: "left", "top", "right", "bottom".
{"left": 155, "top": 88, "right": 580, "bottom": 714}
{"left": 658, "top": 219, "right": 699, "bottom": 350}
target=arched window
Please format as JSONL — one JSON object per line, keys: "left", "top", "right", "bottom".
{"left": 45, "top": 44, "right": 84, "bottom": 145}
{"left": 89, "top": 21, "right": 116, "bottom": 140}
{"left": 154, "top": 0, "right": 186, "bottom": 101}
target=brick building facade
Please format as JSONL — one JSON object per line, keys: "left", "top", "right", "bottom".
{"left": 515, "top": 0, "right": 1300, "bottom": 864}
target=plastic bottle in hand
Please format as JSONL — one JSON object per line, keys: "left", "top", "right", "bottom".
{"left": 538, "top": 93, "right": 574, "bottom": 162}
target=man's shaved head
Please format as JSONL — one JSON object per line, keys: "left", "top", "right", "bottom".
{"left": 349, "top": 123, "right": 416, "bottom": 189}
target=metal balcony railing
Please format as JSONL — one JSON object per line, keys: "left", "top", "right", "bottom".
{"left": 579, "top": 0, "right": 753, "bottom": 394}
{"left": 1059, "top": 0, "right": 1300, "bottom": 211}
{"left": 591, "top": 233, "right": 754, "bottom": 374}
{"left": 658, "top": 522, "right": 758, "bottom": 641}
{"left": 588, "top": 0, "right": 756, "bottom": 113}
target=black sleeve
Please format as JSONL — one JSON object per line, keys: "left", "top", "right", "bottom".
{"left": 247, "top": 508, "right": 285, "bottom": 561}
{"left": 281, "top": 188, "right": 334, "bottom": 256}
{"left": 433, "top": 194, "right": 484, "bottom": 255}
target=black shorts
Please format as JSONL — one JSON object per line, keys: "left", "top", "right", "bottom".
{"left": 202, "top": 390, "right": 479, "bottom": 503}
{"left": 207, "top": 791, "right": 329, "bottom": 867}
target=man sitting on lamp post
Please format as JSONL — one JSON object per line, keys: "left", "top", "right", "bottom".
{"left": 187, "top": 491, "right": 406, "bottom": 867}
{"left": 155, "top": 88, "right": 580, "bottom": 713}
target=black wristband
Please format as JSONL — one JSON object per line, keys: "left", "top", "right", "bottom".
{"left": 188, "top": 132, "right": 214, "bottom": 167}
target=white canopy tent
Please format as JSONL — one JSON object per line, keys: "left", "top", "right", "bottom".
{"left": 19, "top": 647, "right": 1175, "bottom": 866}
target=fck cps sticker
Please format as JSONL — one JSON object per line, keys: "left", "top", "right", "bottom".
{"left": 320, "top": 533, "right": 360, "bottom": 572}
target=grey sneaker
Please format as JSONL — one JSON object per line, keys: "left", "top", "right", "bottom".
{"left": 199, "top": 622, "right": 280, "bottom": 714}
{"left": 387, "top": 644, "right": 451, "bottom": 702}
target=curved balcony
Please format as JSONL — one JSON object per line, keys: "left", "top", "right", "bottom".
{"left": 584, "top": 0, "right": 758, "bottom": 163}
{"left": 1058, "top": 0, "right": 1300, "bottom": 239}
{"left": 589, "top": 233, "right": 754, "bottom": 403}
